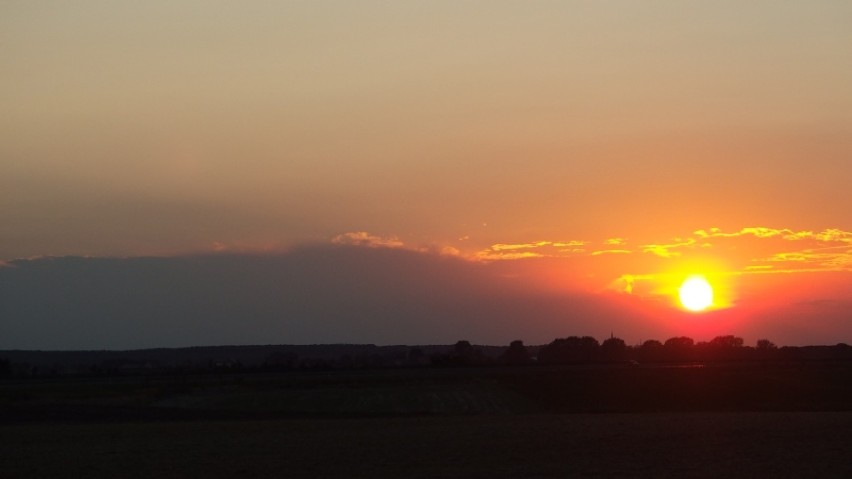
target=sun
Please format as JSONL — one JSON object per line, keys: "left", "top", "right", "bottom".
{"left": 678, "top": 275, "right": 713, "bottom": 312}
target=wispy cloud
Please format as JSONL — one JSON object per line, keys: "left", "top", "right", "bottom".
{"left": 331, "top": 227, "right": 852, "bottom": 277}
{"left": 554, "top": 241, "right": 587, "bottom": 247}
{"left": 332, "top": 232, "right": 405, "bottom": 249}
{"left": 474, "top": 240, "right": 588, "bottom": 260}
{"left": 490, "top": 241, "right": 553, "bottom": 251}
{"left": 604, "top": 227, "right": 852, "bottom": 301}
{"left": 610, "top": 273, "right": 657, "bottom": 294}
{"left": 618, "top": 227, "right": 850, "bottom": 274}
{"left": 750, "top": 249, "right": 852, "bottom": 272}
{"left": 700, "top": 228, "right": 852, "bottom": 273}
{"left": 475, "top": 250, "right": 545, "bottom": 261}
{"left": 590, "top": 249, "right": 631, "bottom": 256}
{"left": 640, "top": 238, "right": 697, "bottom": 258}
{"left": 471, "top": 226, "right": 852, "bottom": 304}
{"left": 695, "top": 227, "right": 852, "bottom": 244}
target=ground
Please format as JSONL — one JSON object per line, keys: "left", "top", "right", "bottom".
{"left": 3, "top": 363, "right": 852, "bottom": 477}
{"left": 3, "top": 412, "right": 852, "bottom": 478}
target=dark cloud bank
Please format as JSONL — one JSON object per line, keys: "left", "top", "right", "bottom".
{"left": 1, "top": 245, "right": 646, "bottom": 350}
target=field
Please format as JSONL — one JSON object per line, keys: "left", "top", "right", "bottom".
{"left": 3, "top": 363, "right": 852, "bottom": 477}
{"left": 4, "top": 412, "right": 852, "bottom": 478}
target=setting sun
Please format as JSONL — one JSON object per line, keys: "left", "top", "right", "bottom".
{"left": 678, "top": 276, "right": 714, "bottom": 312}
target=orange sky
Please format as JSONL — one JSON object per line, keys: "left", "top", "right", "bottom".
{"left": 1, "top": 2, "right": 851, "bottom": 347}
{"left": 331, "top": 227, "right": 852, "bottom": 344}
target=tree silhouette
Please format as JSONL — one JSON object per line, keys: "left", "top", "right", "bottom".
{"left": 664, "top": 336, "right": 695, "bottom": 349}
{"left": 663, "top": 336, "right": 695, "bottom": 362}
{"left": 437, "top": 340, "right": 483, "bottom": 367}
{"left": 538, "top": 336, "right": 600, "bottom": 364}
{"left": 755, "top": 339, "right": 778, "bottom": 361}
{"left": 600, "top": 336, "right": 627, "bottom": 362}
{"left": 454, "top": 340, "right": 473, "bottom": 357}
{"left": 636, "top": 340, "right": 664, "bottom": 362}
{"left": 704, "top": 335, "right": 746, "bottom": 361}
{"left": 709, "top": 335, "right": 744, "bottom": 349}
{"left": 501, "top": 340, "right": 531, "bottom": 365}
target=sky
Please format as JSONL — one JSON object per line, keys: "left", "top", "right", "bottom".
{"left": 2, "top": 1, "right": 851, "bottom": 349}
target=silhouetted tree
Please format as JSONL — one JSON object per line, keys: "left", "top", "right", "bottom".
{"left": 0, "top": 358, "right": 10, "bottom": 379}
{"left": 754, "top": 339, "right": 778, "bottom": 361}
{"left": 434, "top": 340, "right": 485, "bottom": 367}
{"left": 577, "top": 336, "right": 600, "bottom": 362}
{"left": 538, "top": 336, "right": 600, "bottom": 364}
{"left": 600, "top": 336, "right": 627, "bottom": 362}
{"left": 501, "top": 340, "right": 532, "bottom": 365}
{"left": 705, "top": 336, "right": 746, "bottom": 361}
{"left": 664, "top": 336, "right": 695, "bottom": 349}
{"left": 538, "top": 338, "right": 568, "bottom": 364}
{"left": 663, "top": 336, "right": 695, "bottom": 362}
{"left": 454, "top": 340, "right": 474, "bottom": 357}
{"left": 709, "top": 335, "right": 744, "bottom": 349}
{"left": 636, "top": 339, "right": 664, "bottom": 362}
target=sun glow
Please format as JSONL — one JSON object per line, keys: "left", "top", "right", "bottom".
{"left": 678, "top": 276, "right": 714, "bottom": 312}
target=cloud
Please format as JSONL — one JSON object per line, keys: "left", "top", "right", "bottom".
{"left": 590, "top": 249, "right": 631, "bottom": 256}
{"left": 695, "top": 227, "right": 852, "bottom": 245}
{"left": 331, "top": 231, "right": 405, "bottom": 249}
{"left": 457, "top": 227, "right": 852, "bottom": 313}
{"left": 695, "top": 227, "right": 790, "bottom": 239}
{"left": 474, "top": 240, "right": 588, "bottom": 260}
{"left": 476, "top": 250, "right": 545, "bottom": 261}
{"left": 750, "top": 250, "right": 852, "bottom": 272}
{"left": 813, "top": 229, "right": 852, "bottom": 243}
{"left": 744, "top": 265, "right": 773, "bottom": 271}
{"left": 205, "top": 240, "right": 287, "bottom": 254}
{"left": 640, "top": 238, "right": 697, "bottom": 258}
{"left": 3, "top": 231, "right": 851, "bottom": 350}
{"left": 553, "top": 241, "right": 587, "bottom": 247}
{"left": 0, "top": 246, "right": 655, "bottom": 349}
{"left": 489, "top": 241, "right": 553, "bottom": 251}
{"left": 330, "top": 226, "right": 851, "bottom": 304}
{"left": 610, "top": 274, "right": 656, "bottom": 294}
{"left": 387, "top": 226, "right": 851, "bottom": 279}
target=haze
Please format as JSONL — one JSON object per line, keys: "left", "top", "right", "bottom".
{"left": 2, "top": 2, "right": 851, "bottom": 349}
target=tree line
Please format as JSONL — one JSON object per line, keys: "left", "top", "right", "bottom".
{"left": 437, "top": 335, "right": 852, "bottom": 367}
{"left": 2, "top": 336, "right": 851, "bottom": 378}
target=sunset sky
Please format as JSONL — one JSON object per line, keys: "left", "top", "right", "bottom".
{"left": 2, "top": 1, "right": 851, "bottom": 349}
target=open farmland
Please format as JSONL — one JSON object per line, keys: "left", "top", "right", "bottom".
{"left": 3, "top": 363, "right": 852, "bottom": 477}
{"left": 3, "top": 412, "right": 852, "bottom": 478}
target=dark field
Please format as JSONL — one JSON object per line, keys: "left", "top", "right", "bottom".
{"left": 3, "top": 363, "right": 852, "bottom": 477}
{"left": 4, "top": 412, "right": 852, "bottom": 478}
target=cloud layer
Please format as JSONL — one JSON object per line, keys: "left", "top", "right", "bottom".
{"left": 2, "top": 228, "right": 851, "bottom": 350}
{"left": 0, "top": 246, "right": 646, "bottom": 349}
{"left": 471, "top": 227, "right": 852, "bottom": 271}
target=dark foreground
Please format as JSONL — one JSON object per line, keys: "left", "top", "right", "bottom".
{"left": 3, "top": 363, "right": 852, "bottom": 477}
{"left": 3, "top": 412, "right": 852, "bottom": 478}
